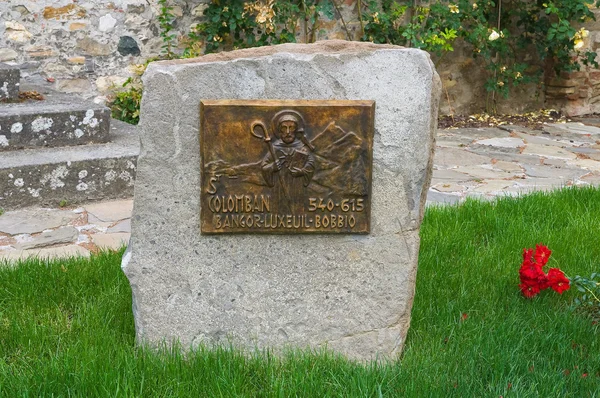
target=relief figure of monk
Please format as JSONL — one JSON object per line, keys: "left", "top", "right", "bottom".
{"left": 261, "top": 112, "right": 315, "bottom": 213}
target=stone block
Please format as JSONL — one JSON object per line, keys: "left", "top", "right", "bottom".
{"left": 55, "top": 78, "right": 92, "bottom": 93}
{"left": 0, "top": 88, "right": 110, "bottom": 150}
{"left": 590, "top": 71, "right": 600, "bottom": 84}
{"left": 69, "top": 22, "right": 87, "bottom": 31}
{"left": 77, "top": 38, "right": 112, "bottom": 56}
{"left": 117, "top": 36, "right": 141, "bottom": 56}
{"left": 566, "top": 71, "right": 587, "bottom": 80}
{"left": 43, "top": 4, "right": 87, "bottom": 20}
{"left": 99, "top": 14, "right": 117, "bottom": 32}
{"left": 546, "top": 86, "right": 576, "bottom": 96}
{"left": 548, "top": 78, "right": 578, "bottom": 88}
{"left": 123, "top": 41, "right": 440, "bottom": 361}
{"left": 0, "top": 120, "right": 139, "bottom": 210}
{"left": 25, "top": 45, "right": 57, "bottom": 58}
{"left": 67, "top": 57, "right": 86, "bottom": 65}
{"left": 0, "top": 48, "right": 19, "bottom": 62}
{"left": 0, "top": 63, "right": 20, "bottom": 101}
{"left": 5, "top": 21, "right": 32, "bottom": 43}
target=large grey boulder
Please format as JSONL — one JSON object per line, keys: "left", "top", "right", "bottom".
{"left": 123, "top": 41, "right": 440, "bottom": 361}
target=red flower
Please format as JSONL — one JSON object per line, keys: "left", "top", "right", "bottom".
{"left": 519, "top": 257, "right": 542, "bottom": 280}
{"left": 523, "top": 248, "right": 535, "bottom": 263}
{"left": 520, "top": 278, "right": 542, "bottom": 298}
{"left": 518, "top": 244, "right": 569, "bottom": 298}
{"left": 534, "top": 244, "right": 552, "bottom": 267}
{"left": 547, "top": 268, "right": 570, "bottom": 294}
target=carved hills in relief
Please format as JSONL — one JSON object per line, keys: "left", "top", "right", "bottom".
{"left": 309, "top": 122, "right": 368, "bottom": 196}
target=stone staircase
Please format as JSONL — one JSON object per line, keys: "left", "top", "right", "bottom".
{"left": 0, "top": 63, "right": 139, "bottom": 210}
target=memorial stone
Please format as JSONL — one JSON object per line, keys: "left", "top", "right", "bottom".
{"left": 123, "top": 41, "right": 441, "bottom": 361}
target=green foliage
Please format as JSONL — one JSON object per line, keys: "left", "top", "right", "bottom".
{"left": 109, "top": 77, "right": 143, "bottom": 125}
{"left": 120, "top": 0, "right": 600, "bottom": 117}
{"left": 571, "top": 273, "right": 600, "bottom": 321}
{"left": 179, "top": 0, "right": 335, "bottom": 56}
{"left": 0, "top": 208, "right": 4, "bottom": 216}
{"left": 158, "top": 0, "right": 177, "bottom": 59}
{"left": 361, "top": 0, "right": 600, "bottom": 111}
{"left": 58, "top": 199, "right": 69, "bottom": 208}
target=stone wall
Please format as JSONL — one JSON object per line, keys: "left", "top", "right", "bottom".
{"left": 0, "top": 0, "right": 200, "bottom": 104}
{"left": 544, "top": 15, "right": 600, "bottom": 116}
{"left": 1, "top": 0, "right": 599, "bottom": 115}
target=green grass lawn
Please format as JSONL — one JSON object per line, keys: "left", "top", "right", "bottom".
{"left": 1, "top": 187, "right": 599, "bottom": 397}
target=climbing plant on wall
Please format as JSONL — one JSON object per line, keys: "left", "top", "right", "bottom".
{"left": 111, "top": 0, "right": 600, "bottom": 123}
{"left": 362, "top": 0, "right": 600, "bottom": 110}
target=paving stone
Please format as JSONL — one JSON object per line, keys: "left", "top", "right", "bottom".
{"left": 521, "top": 144, "right": 578, "bottom": 160}
{"left": 425, "top": 189, "right": 461, "bottom": 205}
{"left": 435, "top": 147, "right": 491, "bottom": 168}
{"left": 580, "top": 172, "right": 600, "bottom": 184}
{"left": 454, "top": 165, "right": 515, "bottom": 179}
{"left": 436, "top": 140, "right": 472, "bottom": 148}
{"left": 91, "top": 232, "right": 129, "bottom": 249}
{"left": 1, "top": 244, "right": 90, "bottom": 262}
{"left": 567, "top": 147, "right": 600, "bottom": 161}
{"left": 431, "top": 182, "right": 466, "bottom": 193}
{"left": 492, "top": 160, "right": 523, "bottom": 172}
{"left": 567, "top": 159, "right": 600, "bottom": 172}
{"left": 435, "top": 131, "right": 473, "bottom": 148}
{"left": 540, "top": 126, "right": 599, "bottom": 144}
{"left": 453, "top": 127, "right": 511, "bottom": 140}
{"left": 84, "top": 217, "right": 112, "bottom": 230}
{"left": 540, "top": 158, "right": 566, "bottom": 167}
{"left": 85, "top": 199, "right": 133, "bottom": 222}
{"left": 513, "top": 132, "right": 575, "bottom": 147}
{"left": 470, "top": 137, "right": 525, "bottom": 153}
{"left": 497, "top": 125, "right": 539, "bottom": 135}
{"left": 107, "top": 219, "right": 131, "bottom": 233}
{"left": 470, "top": 179, "right": 512, "bottom": 193}
{"left": 0, "top": 234, "right": 16, "bottom": 247}
{"left": 432, "top": 168, "right": 473, "bottom": 181}
{"left": 467, "top": 149, "right": 541, "bottom": 164}
{"left": 546, "top": 122, "right": 600, "bottom": 135}
{"left": 573, "top": 117, "right": 600, "bottom": 128}
{"left": 511, "top": 178, "right": 570, "bottom": 189}
{"left": 17, "top": 226, "right": 78, "bottom": 250}
{"left": 26, "top": 244, "right": 90, "bottom": 259}
{"left": 522, "top": 164, "right": 589, "bottom": 180}
{"left": 0, "top": 209, "right": 78, "bottom": 235}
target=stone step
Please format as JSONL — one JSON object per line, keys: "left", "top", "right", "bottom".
{"left": 0, "top": 63, "right": 20, "bottom": 101}
{"left": 0, "top": 84, "right": 110, "bottom": 151}
{"left": 0, "top": 119, "right": 139, "bottom": 210}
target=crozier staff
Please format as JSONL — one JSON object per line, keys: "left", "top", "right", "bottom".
{"left": 259, "top": 110, "right": 315, "bottom": 213}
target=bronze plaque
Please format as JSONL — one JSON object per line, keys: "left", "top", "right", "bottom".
{"left": 200, "top": 99, "right": 375, "bottom": 234}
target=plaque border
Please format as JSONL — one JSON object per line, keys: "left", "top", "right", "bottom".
{"left": 200, "top": 99, "right": 375, "bottom": 234}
